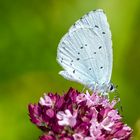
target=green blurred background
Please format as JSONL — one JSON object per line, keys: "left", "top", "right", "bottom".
{"left": 0, "top": 0, "right": 140, "bottom": 139}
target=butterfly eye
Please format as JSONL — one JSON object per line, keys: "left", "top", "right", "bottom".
{"left": 110, "top": 84, "right": 114, "bottom": 91}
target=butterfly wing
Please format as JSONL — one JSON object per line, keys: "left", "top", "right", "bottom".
{"left": 57, "top": 9, "right": 113, "bottom": 90}
{"left": 57, "top": 29, "right": 96, "bottom": 87}
{"left": 69, "top": 9, "right": 113, "bottom": 82}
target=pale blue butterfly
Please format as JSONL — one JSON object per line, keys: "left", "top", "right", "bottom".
{"left": 57, "top": 9, "right": 115, "bottom": 94}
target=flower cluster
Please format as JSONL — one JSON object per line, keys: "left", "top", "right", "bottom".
{"left": 28, "top": 88, "right": 132, "bottom": 140}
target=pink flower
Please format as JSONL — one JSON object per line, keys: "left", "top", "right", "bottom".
{"left": 73, "top": 133, "right": 84, "bottom": 140}
{"left": 28, "top": 87, "right": 132, "bottom": 139}
{"left": 40, "top": 135, "right": 56, "bottom": 140}
{"left": 90, "top": 119, "right": 102, "bottom": 138}
{"left": 57, "top": 109, "right": 77, "bottom": 127}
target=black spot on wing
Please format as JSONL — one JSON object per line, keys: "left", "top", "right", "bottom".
{"left": 77, "top": 58, "right": 80, "bottom": 61}
{"left": 94, "top": 52, "right": 96, "bottom": 54}
{"left": 80, "top": 47, "right": 83, "bottom": 49}
{"left": 100, "top": 66, "right": 103, "bottom": 69}
{"left": 102, "top": 32, "right": 105, "bottom": 34}
{"left": 61, "top": 58, "right": 63, "bottom": 63}
{"left": 73, "top": 70, "right": 75, "bottom": 73}
{"left": 73, "top": 23, "right": 76, "bottom": 26}
{"left": 59, "top": 50, "right": 62, "bottom": 53}
{"left": 92, "top": 9, "right": 97, "bottom": 12}
{"left": 99, "top": 46, "right": 102, "bottom": 49}
{"left": 86, "top": 12, "right": 90, "bottom": 16}
{"left": 62, "top": 46, "right": 66, "bottom": 50}
{"left": 95, "top": 25, "right": 99, "bottom": 28}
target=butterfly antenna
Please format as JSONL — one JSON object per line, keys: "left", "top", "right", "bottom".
{"left": 114, "top": 89, "right": 124, "bottom": 116}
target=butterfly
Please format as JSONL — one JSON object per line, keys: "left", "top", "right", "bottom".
{"left": 57, "top": 9, "right": 115, "bottom": 94}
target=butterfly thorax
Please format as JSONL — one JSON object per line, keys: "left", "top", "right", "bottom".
{"left": 88, "top": 82, "right": 115, "bottom": 94}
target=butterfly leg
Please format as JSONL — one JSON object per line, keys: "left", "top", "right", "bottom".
{"left": 81, "top": 86, "right": 86, "bottom": 93}
{"left": 101, "top": 92, "right": 109, "bottom": 99}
